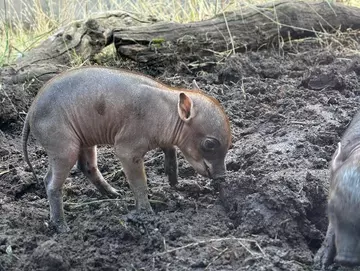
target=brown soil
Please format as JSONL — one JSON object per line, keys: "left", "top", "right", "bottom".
{"left": 1, "top": 39, "right": 360, "bottom": 271}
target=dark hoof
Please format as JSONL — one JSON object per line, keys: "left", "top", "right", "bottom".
{"left": 50, "top": 221, "right": 70, "bottom": 233}
{"left": 98, "top": 186, "right": 120, "bottom": 199}
{"left": 168, "top": 174, "right": 178, "bottom": 187}
{"left": 165, "top": 162, "right": 178, "bottom": 187}
{"left": 106, "top": 189, "right": 120, "bottom": 199}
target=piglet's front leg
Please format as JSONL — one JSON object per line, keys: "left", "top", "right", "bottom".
{"left": 118, "top": 156, "right": 153, "bottom": 212}
{"left": 162, "top": 147, "right": 178, "bottom": 187}
{"left": 314, "top": 223, "right": 336, "bottom": 270}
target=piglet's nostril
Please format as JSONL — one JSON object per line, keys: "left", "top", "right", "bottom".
{"left": 335, "top": 255, "right": 360, "bottom": 267}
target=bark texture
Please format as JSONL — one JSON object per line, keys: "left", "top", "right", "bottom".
{"left": 113, "top": 1, "right": 360, "bottom": 64}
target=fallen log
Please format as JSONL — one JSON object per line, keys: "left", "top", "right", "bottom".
{"left": 113, "top": 1, "right": 360, "bottom": 64}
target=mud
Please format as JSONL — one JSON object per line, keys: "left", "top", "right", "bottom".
{"left": 1, "top": 38, "right": 360, "bottom": 271}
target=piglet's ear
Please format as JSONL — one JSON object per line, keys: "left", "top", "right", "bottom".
{"left": 191, "top": 79, "right": 200, "bottom": 90}
{"left": 178, "top": 92, "right": 194, "bottom": 121}
{"left": 331, "top": 142, "right": 342, "bottom": 172}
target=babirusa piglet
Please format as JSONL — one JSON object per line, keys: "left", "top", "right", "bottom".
{"left": 22, "top": 66, "right": 232, "bottom": 233}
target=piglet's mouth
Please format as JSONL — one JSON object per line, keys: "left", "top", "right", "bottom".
{"left": 203, "top": 161, "right": 227, "bottom": 180}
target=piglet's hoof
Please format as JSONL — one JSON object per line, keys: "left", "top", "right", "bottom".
{"left": 313, "top": 246, "right": 334, "bottom": 270}
{"left": 167, "top": 174, "right": 178, "bottom": 187}
{"left": 123, "top": 206, "right": 154, "bottom": 223}
{"left": 138, "top": 204, "right": 154, "bottom": 214}
{"left": 97, "top": 185, "right": 120, "bottom": 199}
{"left": 106, "top": 188, "right": 120, "bottom": 199}
{"left": 50, "top": 221, "right": 70, "bottom": 233}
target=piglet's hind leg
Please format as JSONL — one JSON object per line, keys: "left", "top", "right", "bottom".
{"left": 46, "top": 150, "right": 78, "bottom": 233}
{"left": 77, "top": 146, "right": 119, "bottom": 198}
{"left": 314, "top": 223, "right": 336, "bottom": 270}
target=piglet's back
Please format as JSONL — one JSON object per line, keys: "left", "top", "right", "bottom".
{"left": 29, "top": 67, "right": 165, "bottom": 146}
{"left": 34, "top": 67, "right": 162, "bottom": 105}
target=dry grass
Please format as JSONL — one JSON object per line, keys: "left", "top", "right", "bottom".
{"left": 0, "top": 0, "right": 359, "bottom": 67}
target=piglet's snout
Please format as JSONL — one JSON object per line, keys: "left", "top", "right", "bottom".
{"left": 206, "top": 161, "right": 226, "bottom": 180}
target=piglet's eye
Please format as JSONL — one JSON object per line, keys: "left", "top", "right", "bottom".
{"left": 201, "top": 138, "right": 220, "bottom": 152}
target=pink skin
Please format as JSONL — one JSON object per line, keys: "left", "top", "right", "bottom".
{"left": 22, "top": 66, "right": 231, "bottom": 233}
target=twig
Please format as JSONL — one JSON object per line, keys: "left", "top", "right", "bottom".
{"left": 254, "top": 241, "right": 266, "bottom": 257}
{"left": 0, "top": 170, "right": 10, "bottom": 176}
{"left": 158, "top": 242, "right": 197, "bottom": 255}
{"left": 163, "top": 238, "right": 167, "bottom": 251}
{"left": 66, "top": 198, "right": 128, "bottom": 207}
{"left": 222, "top": 10, "right": 235, "bottom": 55}
{"left": 144, "top": 154, "right": 164, "bottom": 165}
{"left": 156, "top": 237, "right": 266, "bottom": 257}
{"left": 238, "top": 240, "right": 256, "bottom": 256}
{"left": 204, "top": 247, "right": 229, "bottom": 270}
{"left": 289, "top": 121, "right": 307, "bottom": 125}
{"left": 205, "top": 247, "right": 229, "bottom": 270}
{"left": 65, "top": 198, "right": 166, "bottom": 208}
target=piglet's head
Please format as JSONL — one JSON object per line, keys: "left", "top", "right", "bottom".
{"left": 176, "top": 91, "right": 231, "bottom": 180}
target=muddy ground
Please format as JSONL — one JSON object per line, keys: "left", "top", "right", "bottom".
{"left": 1, "top": 36, "right": 360, "bottom": 271}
